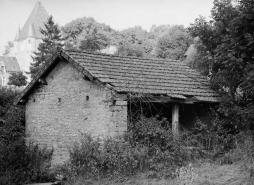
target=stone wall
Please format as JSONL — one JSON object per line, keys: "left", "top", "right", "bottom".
{"left": 25, "top": 59, "right": 127, "bottom": 165}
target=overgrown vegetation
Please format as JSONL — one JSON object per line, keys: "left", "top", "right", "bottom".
{"left": 60, "top": 130, "right": 195, "bottom": 183}
{"left": 3, "top": 0, "right": 254, "bottom": 184}
{"left": 188, "top": 0, "right": 254, "bottom": 131}
{"left": 0, "top": 87, "right": 54, "bottom": 185}
{"left": 8, "top": 72, "right": 27, "bottom": 87}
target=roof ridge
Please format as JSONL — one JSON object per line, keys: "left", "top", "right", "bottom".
{"left": 64, "top": 49, "right": 180, "bottom": 63}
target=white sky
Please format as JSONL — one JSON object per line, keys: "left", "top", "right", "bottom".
{"left": 0, "top": 0, "right": 214, "bottom": 53}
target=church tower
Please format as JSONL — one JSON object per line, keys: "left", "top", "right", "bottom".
{"left": 13, "top": 1, "right": 49, "bottom": 72}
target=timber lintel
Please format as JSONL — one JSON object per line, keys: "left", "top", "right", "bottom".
{"left": 129, "top": 96, "right": 199, "bottom": 104}
{"left": 38, "top": 78, "right": 47, "bottom": 85}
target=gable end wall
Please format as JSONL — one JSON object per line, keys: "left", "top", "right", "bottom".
{"left": 25, "top": 59, "right": 127, "bottom": 165}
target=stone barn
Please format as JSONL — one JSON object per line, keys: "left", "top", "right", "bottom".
{"left": 14, "top": 49, "right": 219, "bottom": 165}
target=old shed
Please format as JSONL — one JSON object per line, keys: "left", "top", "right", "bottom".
{"left": 14, "top": 49, "right": 219, "bottom": 164}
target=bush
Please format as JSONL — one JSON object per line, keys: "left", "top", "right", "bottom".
{"left": 0, "top": 138, "right": 54, "bottom": 184}
{"left": 228, "top": 132, "right": 254, "bottom": 164}
{"left": 128, "top": 115, "right": 172, "bottom": 149}
{"left": 65, "top": 135, "right": 158, "bottom": 181}
{"left": 190, "top": 116, "right": 237, "bottom": 159}
{"left": 0, "top": 87, "right": 54, "bottom": 184}
{"left": 63, "top": 116, "right": 203, "bottom": 183}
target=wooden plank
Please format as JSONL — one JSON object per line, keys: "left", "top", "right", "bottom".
{"left": 172, "top": 103, "right": 179, "bottom": 136}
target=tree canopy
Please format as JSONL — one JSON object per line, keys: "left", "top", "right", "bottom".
{"left": 188, "top": 0, "right": 254, "bottom": 129}
{"left": 62, "top": 17, "right": 115, "bottom": 52}
{"left": 155, "top": 25, "right": 193, "bottom": 60}
{"left": 8, "top": 72, "right": 27, "bottom": 87}
{"left": 114, "top": 26, "right": 155, "bottom": 57}
{"left": 62, "top": 17, "right": 192, "bottom": 60}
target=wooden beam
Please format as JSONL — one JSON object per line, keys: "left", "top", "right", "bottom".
{"left": 172, "top": 103, "right": 179, "bottom": 136}
{"left": 20, "top": 99, "right": 28, "bottom": 103}
{"left": 38, "top": 78, "right": 47, "bottom": 85}
{"left": 129, "top": 96, "right": 183, "bottom": 103}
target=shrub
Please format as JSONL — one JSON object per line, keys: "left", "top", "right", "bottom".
{"left": 66, "top": 135, "right": 151, "bottom": 180}
{"left": 0, "top": 139, "right": 54, "bottom": 184}
{"left": 128, "top": 115, "right": 172, "bottom": 149}
{"left": 229, "top": 132, "right": 254, "bottom": 164}
{"left": 67, "top": 134, "right": 102, "bottom": 179}
{"left": 64, "top": 116, "right": 203, "bottom": 183}
{"left": 0, "top": 87, "right": 54, "bottom": 184}
{"left": 190, "top": 115, "right": 237, "bottom": 159}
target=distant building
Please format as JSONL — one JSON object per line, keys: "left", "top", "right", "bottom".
{"left": 0, "top": 56, "right": 22, "bottom": 86}
{"left": 11, "top": 1, "right": 49, "bottom": 73}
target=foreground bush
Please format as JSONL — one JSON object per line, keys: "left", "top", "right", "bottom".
{"left": 190, "top": 116, "right": 237, "bottom": 159}
{"left": 227, "top": 132, "right": 254, "bottom": 165}
{"left": 0, "top": 87, "right": 54, "bottom": 185}
{"left": 62, "top": 117, "right": 204, "bottom": 183}
{"left": 0, "top": 141, "right": 54, "bottom": 185}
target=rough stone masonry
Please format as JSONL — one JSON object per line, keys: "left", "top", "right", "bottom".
{"left": 25, "top": 59, "right": 127, "bottom": 165}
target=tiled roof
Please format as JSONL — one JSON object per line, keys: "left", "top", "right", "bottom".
{"left": 0, "top": 56, "right": 21, "bottom": 72}
{"left": 65, "top": 50, "right": 219, "bottom": 102}
{"left": 17, "top": 1, "right": 49, "bottom": 41}
{"left": 14, "top": 49, "right": 220, "bottom": 105}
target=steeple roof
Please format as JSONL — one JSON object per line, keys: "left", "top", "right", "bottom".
{"left": 17, "top": 1, "right": 49, "bottom": 41}
{"left": 14, "top": 27, "right": 20, "bottom": 41}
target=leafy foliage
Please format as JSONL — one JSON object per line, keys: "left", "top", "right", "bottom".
{"left": 115, "top": 43, "right": 145, "bottom": 58}
{"left": 8, "top": 72, "right": 27, "bottom": 87}
{"left": 188, "top": 0, "right": 254, "bottom": 129}
{"left": 79, "top": 28, "right": 109, "bottom": 52}
{"left": 128, "top": 115, "right": 172, "bottom": 149}
{"left": 62, "top": 17, "right": 193, "bottom": 60}
{"left": 62, "top": 116, "right": 203, "bottom": 183}
{"left": 0, "top": 87, "right": 54, "bottom": 184}
{"left": 62, "top": 17, "right": 115, "bottom": 51}
{"left": 30, "top": 15, "right": 64, "bottom": 78}
{"left": 115, "top": 26, "right": 155, "bottom": 57}
{"left": 155, "top": 25, "right": 193, "bottom": 60}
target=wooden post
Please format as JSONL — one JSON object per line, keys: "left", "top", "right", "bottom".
{"left": 172, "top": 103, "right": 179, "bottom": 136}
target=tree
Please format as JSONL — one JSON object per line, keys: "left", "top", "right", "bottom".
{"left": 115, "top": 43, "right": 145, "bottom": 57}
{"left": 115, "top": 26, "right": 155, "bottom": 57}
{"left": 150, "top": 24, "right": 171, "bottom": 39}
{"left": 8, "top": 72, "right": 27, "bottom": 87}
{"left": 155, "top": 25, "right": 193, "bottom": 60}
{"left": 62, "top": 17, "right": 115, "bottom": 51}
{"left": 79, "top": 28, "right": 109, "bottom": 52}
{"left": 188, "top": 0, "right": 254, "bottom": 129}
{"left": 3, "top": 41, "right": 13, "bottom": 55}
{"left": 30, "top": 15, "right": 64, "bottom": 78}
